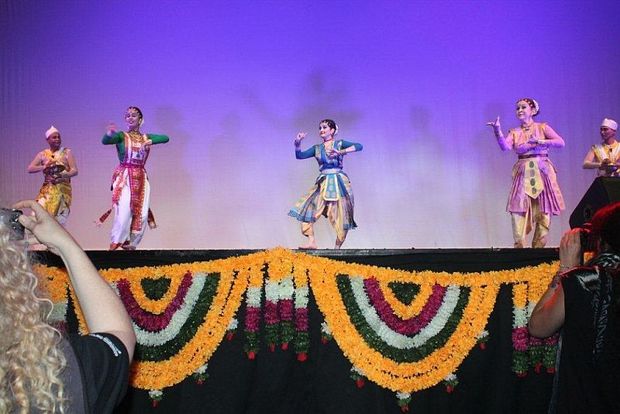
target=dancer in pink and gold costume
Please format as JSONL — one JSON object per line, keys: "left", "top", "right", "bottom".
{"left": 102, "top": 107, "right": 169, "bottom": 250}
{"left": 487, "top": 98, "right": 565, "bottom": 248}
{"left": 27, "top": 126, "right": 78, "bottom": 225}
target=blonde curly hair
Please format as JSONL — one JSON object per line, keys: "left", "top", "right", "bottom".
{"left": 0, "top": 224, "right": 67, "bottom": 413}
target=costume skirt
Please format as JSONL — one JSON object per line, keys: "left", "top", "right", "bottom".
{"left": 36, "top": 182, "right": 72, "bottom": 217}
{"left": 289, "top": 172, "right": 357, "bottom": 237}
{"left": 507, "top": 158, "right": 564, "bottom": 216}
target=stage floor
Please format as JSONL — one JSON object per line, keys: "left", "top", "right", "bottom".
{"left": 34, "top": 247, "right": 558, "bottom": 272}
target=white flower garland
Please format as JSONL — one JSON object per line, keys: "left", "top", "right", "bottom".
{"left": 49, "top": 301, "right": 67, "bottom": 323}
{"left": 246, "top": 286, "right": 262, "bottom": 307}
{"left": 279, "top": 276, "right": 294, "bottom": 300}
{"left": 227, "top": 317, "right": 238, "bottom": 331}
{"left": 512, "top": 306, "right": 528, "bottom": 328}
{"left": 294, "top": 285, "right": 309, "bottom": 308}
{"left": 349, "top": 276, "right": 461, "bottom": 349}
{"left": 321, "top": 321, "right": 332, "bottom": 336}
{"left": 265, "top": 280, "right": 279, "bottom": 302}
{"left": 133, "top": 274, "right": 207, "bottom": 346}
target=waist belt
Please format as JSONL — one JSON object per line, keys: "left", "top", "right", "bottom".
{"left": 518, "top": 154, "right": 548, "bottom": 159}
{"left": 320, "top": 168, "right": 343, "bottom": 175}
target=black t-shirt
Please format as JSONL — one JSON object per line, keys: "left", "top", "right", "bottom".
{"left": 554, "top": 256, "right": 620, "bottom": 413}
{"left": 63, "top": 333, "right": 130, "bottom": 413}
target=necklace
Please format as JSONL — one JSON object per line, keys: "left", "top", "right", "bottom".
{"left": 521, "top": 122, "right": 534, "bottom": 131}
{"left": 520, "top": 122, "right": 536, "bottom": 142}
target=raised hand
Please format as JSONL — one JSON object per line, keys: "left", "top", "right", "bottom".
{"left": 486, "top": 116, "right": 501, "bottom": 133}
{"left": 106, "top": 122, "right": 118, "bottom": 137}
{"left": 294, "top": 132, "right": 307, "bottom": 146}
{"left": 559, "top": 228, "right": 582, "bottom": 270}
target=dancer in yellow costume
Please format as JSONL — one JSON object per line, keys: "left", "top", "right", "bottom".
{"left": 583, "top": 118, "right": 620, "bottom": 177}
{"left": 27, "top": 126, "right": 78, "bottom": 225}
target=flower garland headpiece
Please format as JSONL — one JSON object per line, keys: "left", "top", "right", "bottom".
{"left": 128, "top": 106, "right": 145, "bottom": 126}
{"left": 517, "top": 98, "right": 540, "bottom": 116}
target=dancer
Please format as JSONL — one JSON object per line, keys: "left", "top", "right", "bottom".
{"left": 102, "top": 106, "right": 169, "bottom": 250}
{"left": 289, "top": 119, "right": 362, "bottom": 249}
{"left": 487, "top": 98, "right": 565, "bottom": 248}
{"left": 27, "top": 126, "right": 78, "bottom": 225}
{"left": 582, "top": 118, "right": 619, "bottom": 177}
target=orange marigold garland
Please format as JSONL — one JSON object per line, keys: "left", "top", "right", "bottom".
{"left": 33, "top": 249, "right": 560, "bottom": 408}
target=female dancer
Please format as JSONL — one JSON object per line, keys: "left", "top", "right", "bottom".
{"left": 289, "top": 119, "right": 362, "bottom": 249}
{"left": 487, "top": 98, "right": 565, "bottom": 248}
{"left": 102, "top": 106, "right": 169, "bottom": 250}
{"left": 27, "top": 126, "right": 78, "bottom": 225}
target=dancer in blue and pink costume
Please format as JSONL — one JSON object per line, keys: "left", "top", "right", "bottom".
{"left": 289, "top": 119, "right": 362, "bottom": 249}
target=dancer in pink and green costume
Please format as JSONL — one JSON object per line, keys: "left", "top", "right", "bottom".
{"left": 101, "top": 106, "right": 169, "bottom": 250}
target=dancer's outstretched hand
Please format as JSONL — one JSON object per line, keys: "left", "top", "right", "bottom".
{"left": 486, "top": 116, "right": 501, "bottom": 132}
{"left": 106, "top": 122, "right": 118, "bottom": 137}
{"left": 294, "top": 132, "right": 307, "bottom": 146}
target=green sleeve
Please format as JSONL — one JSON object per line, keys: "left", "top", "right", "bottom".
{"left": 102, "top": 132, "right": 124, "bottom": 144}
{"left": 147, "top": 134, "right": 170, "bottom": 144}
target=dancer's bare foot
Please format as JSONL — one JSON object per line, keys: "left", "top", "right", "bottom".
{"left": 298, "top": 243, "right": 318, "bottom": 250}
{"left": 121, "top": 240, "right": 136, "bottom": 250}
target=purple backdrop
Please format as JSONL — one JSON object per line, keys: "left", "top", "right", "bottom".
{"left": 1, "top": 0, "right": 619, "bottom": 249}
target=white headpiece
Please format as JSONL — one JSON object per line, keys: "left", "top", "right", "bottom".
{"left": 45, "top": 125, "right": 60, "bottom": 138}
{"left": 601, "top": 118, "right": 618, "bottom": 131}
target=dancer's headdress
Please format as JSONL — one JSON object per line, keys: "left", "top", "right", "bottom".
{"left": 601, "top": 118, "right": 618, "bottom": 131}
{"left": 45, "top": 125, "right": 60, "bottom": 138}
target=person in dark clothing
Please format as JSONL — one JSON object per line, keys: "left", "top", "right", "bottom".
{"left": 529, "top": 201, "right": 620, "bottom": 413}
{"left": 0, "top": 200, "right": 136, "bottom": 413}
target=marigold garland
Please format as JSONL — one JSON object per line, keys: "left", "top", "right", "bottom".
{"left": 33, "top": 249, "right": 559, "bottom": 397}
{"left": 380, "top": 280, "right": 433, "bottom": 320}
